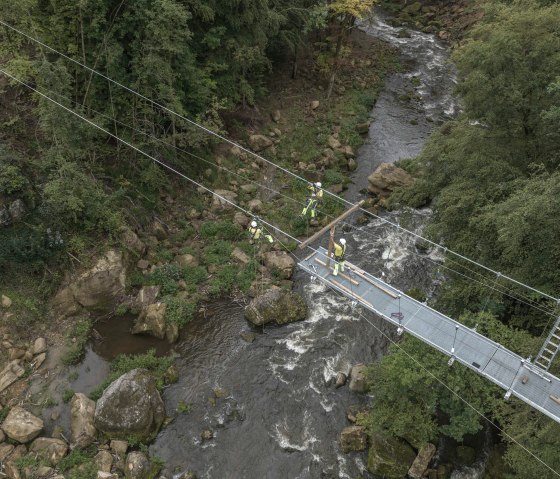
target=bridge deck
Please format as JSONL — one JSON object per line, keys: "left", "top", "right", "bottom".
{"left": 299, "top": 247, "right": 560, "bottom": 424}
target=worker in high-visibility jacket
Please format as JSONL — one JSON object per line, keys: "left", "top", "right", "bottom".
{"left": 333, "top": 238, "right": 346, "bottom": 276}
{"left": 308, "top": 182, "right": 323, "bottom": 203}
{"left": 248, "top": 220, "right": 273, "bottom": 244}
{"left": 301, "top": 194, "right": 318, "bottom": 219}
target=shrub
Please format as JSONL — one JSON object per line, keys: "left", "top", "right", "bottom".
{"left": 164, "top": 296, "right": 196, "bottom": 327}
{"left": 204, "top": 240, "right": 233, "bottom": 265}
{"left": 89, "top": 349, "right": 174, "bottom": 400}
{"left": 62, "top": 388, "right": 74, "bottom": 403}
{"left": 209, "top": 265, "right": 238, "bottom": 296}
{"left": 0, "top": 164, "right": 29, "bottom": 195}
{"left": 199, "top": 221, "right": 243, "bottom": 240}
{"left": 62, "top": 318, "right": 92, "bottom": 365}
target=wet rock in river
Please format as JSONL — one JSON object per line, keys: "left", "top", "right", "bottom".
{"left": 125, "top": 451, "right": 157, "bottom": 479}
{"left": 94, "top": 369, "right": 165, "bottom": 442}
{"left": 244, "top": 288, "right": 307, "bottom": 326}
{"left": 132, "top": 303, "right": 167, "bottom": 339}
{"left": 408, "top": 443, "right": 436, "bottom": 479}
{"left": 368, "top": 163, "right": 415, "bottom": 198}
{"left": 340, "top": 425, "right": 368, "bottom": 453}
{"left": 349, "top": 364, "right": 368, "bottom": 393}
{"left": 367, "top": 435, "right": 416, "bottom": 478}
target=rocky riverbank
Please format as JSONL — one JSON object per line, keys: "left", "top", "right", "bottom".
{"left": 0, "top": 23, "right": 403, "bottom": 479}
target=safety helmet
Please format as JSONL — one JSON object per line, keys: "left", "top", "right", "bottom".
{"left": 251, "top": 221, "right": 257, "bottom": 228}
{"left": 339, "top": 238, "right": 346, "bottom": 245}
{"left": 315, "top": 182, "right": 322, "bottom": 188}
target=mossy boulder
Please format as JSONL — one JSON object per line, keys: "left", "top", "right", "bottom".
{"left": 244, "top": 288, "right": 308, "bottom": 326}
{"left": 94, "top": 369, "right": 165, "bottom": 442}
{"left": 367, "top": 435, "right": 416, "bottom": 478}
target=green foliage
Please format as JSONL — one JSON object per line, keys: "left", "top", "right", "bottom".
{"left": 453, "top": 0, "right": 560, "bottom": 165}
{"left": 57, "top": 448, "right": 96, "bottom": 473}
{"left": 199, "top": 221, "right": 243, "bottom": 240}
{"left": 164, "top": 296, "right": 196, "bottom": 327}
{"left": 90, "top": 349, "right": 174, "bottom": 401}
{"left": 323, "top": 169, "right": 344, "bottom": 186}
{"left": 15, "top": 456, "right": 42, "bottom": 469}
{"left": 62, "top": 388, "right": 74, "bottom": 403}
{"left": 204, "top": 240, "right": 233, "bottom": 265}
{"left": 114, "top": 304, "right": 129, "bottom": 317}
{"left": 149, "top": 264, "right": 183, "bottom": 295}
{"left": 359, "top": 321, "right": 501, "bottom": 447}
{"left": 0, "top": 164, "right": 29, "bottom": 195}
{"left": 62, "top": 318, "right": 92, "bottom": 365}
{"left": 176, "top": 400, "right": 193, "bottom": 414}
{"left": 209, "top": 265, "right": 238, "bottom": 296}
{"left": 405, "top": 287, "right": 426, "bottom": 303}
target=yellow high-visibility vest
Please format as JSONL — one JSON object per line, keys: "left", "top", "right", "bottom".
{"left": 249, "top": 226, "right": 262, "bottom": 239}
{"left": 334, "top": 242, "right": 346, "bottom": 258}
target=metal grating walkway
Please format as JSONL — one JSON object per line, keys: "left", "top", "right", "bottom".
{"left": 299, "top": 247, "right": 560, "bottom": 424}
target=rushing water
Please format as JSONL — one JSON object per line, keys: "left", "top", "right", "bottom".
{"left": 147, "top": 13, "right": 459, "bottom": 479}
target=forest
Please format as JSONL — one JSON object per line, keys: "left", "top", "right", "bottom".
{"left": 0, "top": 0, "right": 560, "bottom": 478}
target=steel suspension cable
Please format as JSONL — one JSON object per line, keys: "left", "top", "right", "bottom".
{"left": 3, "top": 57, "right": 555, "bottom": 319}
{"left": 5, "top": 65, "right": 560, "bottom": 476}
{"left": 1, "top": 18, "right": 557, "bottom": 304}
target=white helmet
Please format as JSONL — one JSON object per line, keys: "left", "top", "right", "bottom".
{"left": 251, "top": 221, "right": 257, "bottom": 228}
{"left": 339, "top": 238, "right": 346, "bottom": 245}
{"left": 315, "top": 182, "right": 322, "bottom": 188}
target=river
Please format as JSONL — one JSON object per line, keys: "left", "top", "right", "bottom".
{"left": 147, "top": 13, "right": 459, "bottom": 479}
{"left": 52, "top": 12, "right": 460, "bottom": 479}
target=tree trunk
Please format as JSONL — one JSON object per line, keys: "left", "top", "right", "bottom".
{"left": 327, "top": 28, "right": 345, "bottom": 99}
{"left": 327, "top": 15, "right": 354, "bottom": 99}
{"left": 292, "top": 44, "right": 299, "bottom": 80}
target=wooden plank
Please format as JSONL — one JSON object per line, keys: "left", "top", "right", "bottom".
{"left": 303, "top": 250, "right": 317, "bottom": 262}
{"left": 327, "top": 226, "right": 335, "bottom": 268}
{"left": 348, "top": 267, "right": 399, "bottom": 299}
{"left": 328, "top": 278, "right": 374, "bottom": 309}
{"left": 314, "top": 258, "right": 359, "bottom": 286}
{"left": 298, "top": 200, "right": 365, "bottom": 249}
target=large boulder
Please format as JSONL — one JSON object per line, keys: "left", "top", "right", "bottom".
{"left": 29, "top": 438, "right": 68, "bottom": 466}
{"left": 94, "top": 369, "right": 165, "bottom": 442}
{"left": 125, "top": 452, "right": 158, "bottom": 479}
{"left": 367, "top": 435, "right": 416, "bottom": 478}
{"left": 72, "top": 250, "right": 126, "bottom": 309}
{"left": 262, "top": 251, "right": 295, "bottom": 279}
{"left": 340, "top": 426, "right": 368, "bottom": 453}
{"left": 2, "top": 407, "right": 43, "bottom": 443}
{"left": 70, "top": 393, "right": 97, "bottom": 448}
{"left": 408, "top": 443, "right": 436, "bottom": 479}
{"left": 51, "top": 250, "right": 126, "bottom": 315}
{"left": 367, "top": 163, "right": 414, "bottom": 198}
{"left": 249, "top": 135, "right": 273, "bottom": 152}
{"left": 134, "top": 286, "right": 160, "bottom": 311}
{"left": 245, "top": 288, "right": 307, "bottom": 326}
{"left": 349, "top": 364, "right": 368, "bottom": 393}
{"left": 0, "top": 360, "right": 25, "bottom": 393}
{"left": 212, "top": 190, "right": 237, "bottom": 211}
{"left": 132, "top": 303, "right": 167, "bottom": 339}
